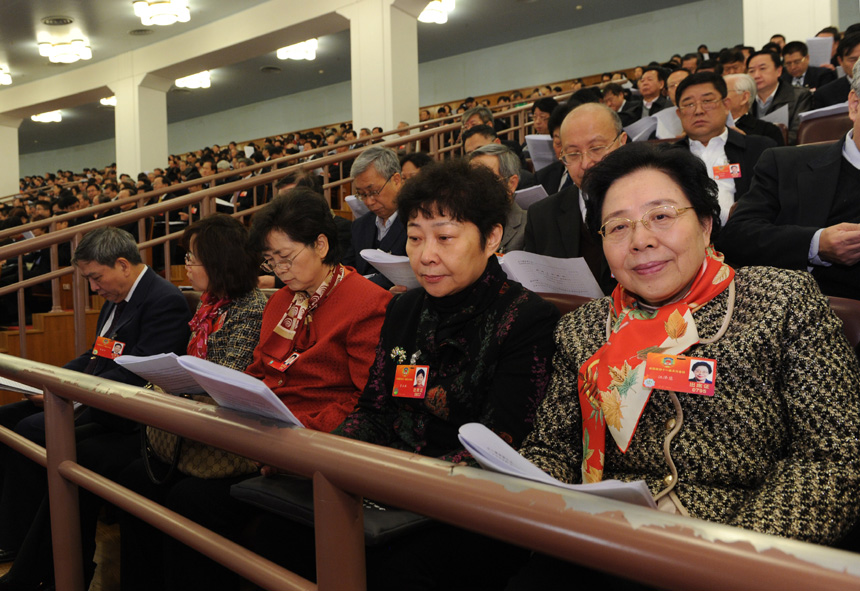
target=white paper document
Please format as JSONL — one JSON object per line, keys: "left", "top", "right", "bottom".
{"left": 525, "top": 134, "right": 556, "bottom": 172}
{"left": 0, "top": 375, "right": 42, "bottom": 396}
{"left": 115, "top": 353, "right": 205, "bottom": 394}
{"left": 807, "top": 37, "right": 833, "bottom": 69}
{"left": 458, "top": 423, "right": 656, "bottom": 508}
{"left": 176, "top": 356, "right": 304, "bottom": 426}
{"left": 499, "top": 251, "right": 603, "bottom": 298}
{"left": 760, "top": 104, "right": 789, "bottom": 128}
{"left": 359, "top": 249, "right": 420, "bottom": 290}
{"left": 652, "top": 107, "right": 683, "bottom": 139}
{"left": 514, "top": 184, "right": 549, "bottom": 210}
{"left": 345, "top": 195, "right": 370, "bottom": 219}
{"left": 624, "top": 116, "right": 658, "bottom": 142}
{"left": 798, "top": 101, "right": 849, "bottom": 122}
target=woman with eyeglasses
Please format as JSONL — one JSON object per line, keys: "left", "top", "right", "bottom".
{"left": 506, "top": 143, "right": 860, "bottom": 588}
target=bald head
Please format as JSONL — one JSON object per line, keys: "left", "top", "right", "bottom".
{"left": 560, "top": 103, "right": 626, "bottom": 187}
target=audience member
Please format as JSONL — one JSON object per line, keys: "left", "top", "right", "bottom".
{"left": 718, "top": 48, "right": 747, "bottom": 74}
{"left": 469, "top": 144, "right": 528, "bottom": 253}
{"left": 781, "top": 41, "right": 836, "bottom": 90}
{"left": 813, "top": 33, "right": 860, "bottom": 108}
{"left": 724, "top": 73, "right": 786, "bottom": 146}
{"left": 666, "top": 68, "right": 691, "bottom": 105}
{"left": 601, "top": 83, "right": 641, "bottom": 126}
{"left": 746, "top": 50, "right": 812, "bottom": 143}
{"left": 535, "top": 101, "right": 577, "bottom": 195}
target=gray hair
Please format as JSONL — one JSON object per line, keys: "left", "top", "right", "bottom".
{"left": 72, "top": 226, "right": 142, "bottom": 266}
{"left": 725, "top": 74, "right": 757, "bottom": 113}
{"left": 461, "top": 106, "right": 494, "bottom": 126}
{"left": 852, "top": 60, "right": 860, "bottom": 93}
{"left": 469, "top": 144, "right": 520, "bottom": 180}
{"left": 351, "top": 146, "right": 401, "bottom": 179}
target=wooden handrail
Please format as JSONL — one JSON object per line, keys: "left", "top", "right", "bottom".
{"left": 0, "top": 355, "right": 857, "bottom": 591}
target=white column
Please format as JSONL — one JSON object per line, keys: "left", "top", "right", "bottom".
{"left": 0, "top": 115, "right": 22, "bottom": 195}
{"left": 743, "top": 0, "right": 837, "bottom": 48}
{"left": 108, "top": 73, "right": 173, "bottom": 177}
{"left": 338, "top": 0, "right": 419, "bottom": 131}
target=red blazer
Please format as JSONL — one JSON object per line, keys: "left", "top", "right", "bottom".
{"left": 246, "top": 270, "right": 392, "bottom": 432}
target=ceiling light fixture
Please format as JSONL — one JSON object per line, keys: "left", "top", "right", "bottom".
{"left": 418, "top": 0, "right": 455, "bottom": 24}
{"left": 133, "top": 1, "right": 190, "bottom": 26}
{"left": 100, "top": 96, "right": 117, "bottom": 107}
{"left": 276, "top": 39, "right": 318, "bottom": 61}
{"left": 38, "top": 39, "right": 92, "bottom": 64}
{"left": 31, "top": 111, "right": 62, "bottom": 123}
{"left": 0, "top": 68, "right": 11, "bottom": 86}
{"left": 175, "top": 70, "right": 210, "bottom": 89}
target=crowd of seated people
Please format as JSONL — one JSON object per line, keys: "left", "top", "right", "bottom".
{"left": 2, "top": 23, "right": 860, "bottom": 591}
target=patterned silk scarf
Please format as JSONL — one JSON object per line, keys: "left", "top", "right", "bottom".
{"left": 577, "top": 248, "right": 734, "bottom": 483}
{"left": 269, "top": 264, "right": 347, "bottom": 357}
{"left": 187, "top": 292, "right": 230, "bottom": 359}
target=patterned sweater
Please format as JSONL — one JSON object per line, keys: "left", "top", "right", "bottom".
{"left": 334, "top": 256, "right": 559, "bottom": 462}
{"left": 520, "top": 266, "right": 860, "bottom": 545}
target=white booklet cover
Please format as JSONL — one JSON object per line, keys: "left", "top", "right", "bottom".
{"left": 359, "top": 249, "right": 420, "bottom": 290}
{"left": 514, "top": 184, "right": 549, "bottom": 210}
{"left": 499, "top": 251, "right": 603, "bottom": 298}
{"left": 458, "top": 422, "right": 656, "bottom": 508}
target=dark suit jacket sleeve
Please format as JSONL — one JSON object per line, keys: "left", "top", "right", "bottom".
{"left": 718, "top": 148, "right": 819, "bottom": 269}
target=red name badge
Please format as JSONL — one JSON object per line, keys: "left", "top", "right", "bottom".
{"left": 269, "top": 352, "right": 300, "bottom": 373}
{"left": 642, "top": 353, "right": 716, "bottom": 396}
{"left": 92, "top": 336, "right": 125, "bottom": 359}
{"left": 713, "top": 164, "right": 741, "bottom": 180}
{"left": 392, "top": 364, "right": 429, "bottom": 399}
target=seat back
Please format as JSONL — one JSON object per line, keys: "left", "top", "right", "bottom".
{"left": 797, "top": 114, "right": 852, "bottom": 145}
{"left": 828, "top": 296, "right": 860, "bottom": 352}
{"left": 537, "top": 292, "right": 594, "bottom": 316}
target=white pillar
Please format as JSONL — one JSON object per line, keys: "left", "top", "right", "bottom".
{"left": 743, "top": 0, "right": 837, "bottom": 48}
{"left": 108, "top": 73, "right": 173, "bottom": 177}
{"left": 0, "top": 115, "right": 22, "bottom": 195}
{"left": 338, "top": 0, "right": 419, "bottom": 131}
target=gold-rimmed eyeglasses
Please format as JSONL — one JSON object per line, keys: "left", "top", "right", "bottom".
{"left": 559, "top": 133, "right": 622, "bottom": 165}
{"left": 260, "top": 246, "right": 306, "bottom": 273}
{"left": 599, "top": 205, "right": 694, "bottom": 241}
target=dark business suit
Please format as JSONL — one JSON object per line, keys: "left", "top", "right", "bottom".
{"left": 781, "top": 66, "right": 837, "bottom": 91}
{"left": 342, "top": 212, "right": 407, "bottom": 289}
{"left": 719, "top": 139, "right": 860, "bottom": 298}
{"left": 812, "top": 76, "right": 851, "bottom": 110}
{"left": 617, "top": 98, "right": 644, "bottom": 127}
{"left": 0, "top": 266, "right": 190, "bottom": 563}
{"left": 633, "top": 95, "right": 673, "bottom": 120}
{"left": 534, "top": 160, "right": 566, "bottom": 195}
{"left": 735, "top": 113, "right": 785, "bottom": 146}
{"left": 749, "top": 80, "right": 813, "bottom": 144}
{"left": 675, "top": 128, "right": 777, "bottom": 200}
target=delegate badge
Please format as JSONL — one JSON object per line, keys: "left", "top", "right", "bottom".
{"left": 642, "top": 353, "right": 716, "bottom": 397}
{"left": 92, "top": 336, "right": 126, "bottom": 359}
{"left": 392, "top": 364, "right": 429, "bottom": 399}
{"left": 713, "top": 164, "right": 741, "bottom": 180}
{"left": 269, "top": 352, "right": 300, "bottom": 373}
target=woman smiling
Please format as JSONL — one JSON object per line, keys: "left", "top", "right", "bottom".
{"left": 507, "top": 143, "right": 860, "bottom": 588}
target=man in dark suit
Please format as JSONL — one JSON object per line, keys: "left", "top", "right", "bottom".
{"left": 342, "top": 146, "right": 407, "bottom": 289}
{"left": 535, "top": 101, "right": 577, "bottom": 195}
{"left": 0, "top": 226, "right": 191, "bottom": 571}
{"left": 725, "top": 73, "right": 785, "bottom": 146}
{"left": 780, "top": 41, "right": 837, "bottom": 91}
{"left": 601, "top": 83, "right": 642, "bottom": 127}
{"left": 813, "top": 33, "right": 860, "bottom": 109}
{"left": 634, "top": 66, "right": 673, "bottom": 120}
{"left": 524, "top": 103, "right": 625, "bottom": 294}
{"left": 747, "top": 50, "right": 813, "bottom": 143}
{"left": 673, "top": 71, "right": 776, "bottom": 223}
{"left": 719, "top": 73, "right": 860, "bottom": 300}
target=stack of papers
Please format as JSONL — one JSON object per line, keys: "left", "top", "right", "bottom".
{"left": 514, "top": 185, "right": 549, "bottom": 210}
{"left": 0, "top": 375, "right": 42, "bottom": 396}
{"left": 525, "top": 134, "right": 556, "bottom": 171}
{"left": 458, "top": 422, "right": 656, "bottom": 508}
{"left": 115, "top": 354, "right": 304, "bottom": 426}
{"left": 345, "top": 195, "right": 370, "bottom": 218}
{"left": 499, "top": 251, "right": 603, "bottom": 298}
{"left": 359, "top": 249, "right": 420, "bottom": 290}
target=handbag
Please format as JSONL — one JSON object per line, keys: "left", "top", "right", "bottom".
{"left": 142, "top": 393, "right": 258, "bottom": 483}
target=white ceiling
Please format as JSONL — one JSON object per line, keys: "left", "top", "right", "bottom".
{"left": 1, "top": 0, "right": 696, "bottom": 155}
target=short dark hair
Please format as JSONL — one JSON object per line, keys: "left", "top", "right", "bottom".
{"left": 73, "top": 227, "right": 142, "bottom": 266}
{"left": 461, "top": 124, "right": 497, "bottom": 144}
{"left": 249, "top": 188, "right": 339, "bottom": 264}
{"left": 181, "top": 214, "right": 259, "bottom": 300}
{"left": 782, "top": 41, "right": 808, "bottom": 57}
{"left": 548, "top": 102, "right": 577, "bottom": 135}
{"left": 642, "top": 65, "right": 668, "bottom": 84}
{"left": 682, "top": 52, "right": 700, "bottom": 64}
{"left": 396, "top": 158, "right": 509, "bottom": 250}
{"left": 691, "top": 361, "right": 712, "bottom": 373}
{"left": 746, "top": 49, "right": 781, "bottom": 69}
{"left": 718, "top": 49, "right": 746, "bottom": 65}
{"left": 838, "top": 33, "right": 860, "bottom": 59}
{"left": 675, "top": 71, "right": 728, "bottom": 104}
{"left": 400, "top": 151, "right": 434, "bottom": 170}
{"left": 602, "top": 83, "right": 625, "bottom": 97}
{"left": 581, "top": 143, "right": 721, "bottom": 243}
{"left": 817, "top": 26, "right": 841, "bottom": 41}
{"left": 532, "top": 97, "right": 559, "bottom": 114}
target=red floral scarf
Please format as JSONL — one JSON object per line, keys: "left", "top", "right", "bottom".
{"left": 187, "top": 292, "right": 230, "bottom": 359}
{"left": 577, "top": 248, "right": 734, "bottom": 483}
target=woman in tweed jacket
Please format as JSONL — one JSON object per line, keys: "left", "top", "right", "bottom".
{"left": 510, "top": 143, "right": 860, "bottom": 590}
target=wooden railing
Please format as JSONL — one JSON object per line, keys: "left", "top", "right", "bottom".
{"left": 0, "top": 355, "right": 857, "bottom": 591}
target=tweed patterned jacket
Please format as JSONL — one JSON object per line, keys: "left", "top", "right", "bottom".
{"left": 519, "top": 266, "right": 860, "bottom": 545}
{"left": 202, "top": 288, "right": 267, "bottom": 372}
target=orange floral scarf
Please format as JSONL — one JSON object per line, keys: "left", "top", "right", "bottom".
{"left": 577, "top": 248, "right": 733, "bottom": 483}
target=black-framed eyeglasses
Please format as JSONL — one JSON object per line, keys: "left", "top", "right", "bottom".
{"left": 599, "top": 206, "right": 694, "bottom": 241}
{"left": 260, "top": 246, "right": 306, "bottom": 273}
{"left": 559, "top": 133, "right": 622, "bottom": 165}
{"left": 354, "top": 175, "right": 393, "bottom": 201}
